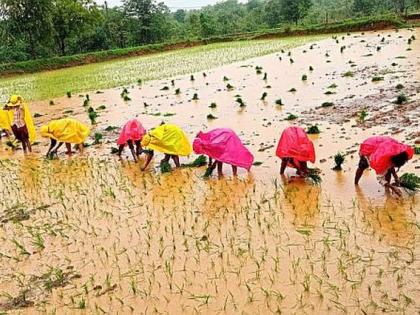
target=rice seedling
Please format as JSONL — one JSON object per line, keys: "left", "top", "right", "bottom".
{"left": 226, "top": 83, "right": 234, "bottom": 90}
{"left": 342, "top": 71, "right": 354, "bottom": 77}
{"left": 307, "top": 125, "right": 320, "bottom": 134}
{"left": 160, "top": 86, "right": 169, "bottom": 91}
{"left": 359, "top": 110, "right": 368, "bottom": 122}
{"left": 203, "top": 166, "right": 215, "bottom": 178}
{"left": 340, "top": 46, "right": 346, "bottom": 53}
{"left": 414, "top": 147, "right": 420, "bottom": 155}
{"left": 371, "top": 76, "right": 384, "bottom": 82}
{"left": 93, "top": 133, "right": 103, "bottom": 144}
{"left": 66, "top": 91, "right": 72, "bottom": 98}
{"left": 263, "top": 73, "right": 267, "bottom": 80}
{"left": 288, "top": 88, "right": 296, "bottom": 92}
{"left": 309, "top": 66, "right": 314, "bottom": 71}
{"left": 285, "top": 113, "right": 298, "bottom": 120}
{"left": 332, "top": 153, "right": 345, "bottom": 170}
{"left": 160, "top": 161, "right": 172, "bottom": 173}
{"left": 260, "top": 92, "right": 267, "bottom": 100}
{"left": 209, "top": 102, "right": 217, "bottom": 108}
{"left": 105, "top": 125, "right": 118, "bottom": 132}
{"left": 328, "top": 83, "right": 337, "bottom": 89}
{"left": 400, "top": 173, "right": 420, "bottom": 192}
{"left": 395, "top": 93, "right": 408, "bottom": 105}
{"left": 236, "top": 97, "right": 245, "bottom": 107}
{"left": 290, "top": 58, "right": 294, "bottom": 63}
{"left": 396, "top": 84, "right": 404, "bottom": 90}
{"left": 324, "top": 91, "right": 335, "bottom": 95}
{"left": 190, "top": 75, "right": 195, "bottom": 81}
{"left": 307, "top": 168, "right": 322, "bottom": 184}
{"left": 96, "top": 105, "right": 106, "bottom": 110}
{"left": 88, "top": 107, "right": 98, "bottom": 124}
{"left": 302, "top": 74, "right": 308, "bottom": 81}
{"left": 223, "top": 76, "right": 230, "bottom": 81}
{"left": 49, "top": 100, "right": 55, "bottom": 106}
{"left": 207, "top": 114, "right": 217, "bottom": 120}
{"left": 33, "top": 113, "right": 43, "bottom": 118}
{"left": 175, "top": 88, "right": 181, "bottom": 95}
{"left": 182, "top": 155, "right": 207, "bottom": 167}
{"left": 192, "top": 93, "right": 199, "bottom": 100}
{"left": 275, "top": 99, "right": 283, "bottom": 105}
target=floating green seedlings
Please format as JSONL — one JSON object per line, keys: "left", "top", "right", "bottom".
{"left": 207, "top": 114, "right": 217, "bottom": 120}
{"left": 171, "top": 79, "right": 175, "bottom": 86}
{"left": 236, "top": 97, "right": 245, "bottom": 107}
{"left": 395, "top": 93, "right": 408, "bottom": 104}
{"left": 285, "top": 113, "right": 298, "bottom": 120}
{"left": 328, "top": 83, "right": 337, "bottom": 89}
{"left": 290, "top": 58, "right": 294, "bottom": 63}
{"left": 253, "top": 161, "right": 263, "bottom": 166}
{"left": 324, "top": 91, "right": 335, "bottom": 95}
{"left": 307, "top": 125, "right": 320, "bottom": 134}
{"left": 163, "top": 113, "right": 175, "bottom": 117}
{"left": 34, "top": 113, "right": 43, "bottom": 118}
{"left": 333, "top": 152, "right": 345, "bottom": 170}
{"left": 340, "top": 46, "right": 345, "bottom": 53}
{"left": 110, "top": 147, "right": 119, "bottom": 154}
{"left": 414, "top": 147, "right": 420, "bottom": 155}
{"left": 105, "top": 125, "right": 118, "bottom": 132}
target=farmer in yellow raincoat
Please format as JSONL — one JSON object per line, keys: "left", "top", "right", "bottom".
{"left": 40, "top": 118, "right": 90, "bottom": 158}
{"left": 0, "top": 109, "right": 12, "bottom": 139}
{"left": 141, "top": 124, "right": 192, "bottom": 171}
{"left": 3, "top": 95, "right": 36, "bottom": 153}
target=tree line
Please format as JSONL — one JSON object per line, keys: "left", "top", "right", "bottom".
{"left": 0, "top": 0, "right": 418, "bottom": 63}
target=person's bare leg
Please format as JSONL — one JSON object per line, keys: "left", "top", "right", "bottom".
{"left": 208, "top": 157, "right": 213, "bottom": 167}
{"left": 26, "top": 139, "right": 32, "bottom": 153}
{"left": 118, "top": 144, "right": 125, "bottom": 157}
{"left": 127, "top": 140, "right": 137, "bottom": 162}
{"left": 355, "top": 156, "right": 368, "bottom": 185}
{"left": 172, "top": 155, "right": 181, "bottom": 168}
{"left": 232, "top": 165, "right": 238, "bottom": 176}
{"left": 280, "top": 158, "right": 288, "bottom": 174}
{"left": 65, "top": 143, "right": 73, "bottom": 155}
{"left": 161, "top": 154, "right": 170, "bottom": 164}
{"left": 78, "top": 144, "right": 84, "bottom": 154}
{"left": 135, "top": 141, "right": 142, "bottom": 156}
{"left": 52, "top": 142, "right": 64, "bottom": 156}
{"left": 141, "top": 151, "right": 154, "bottom": 171}
{"left": 217, "top": 161, "right": 223, "bottom": 177}
{"left": 46, "top": 139, "right": 57, "bottom": 157}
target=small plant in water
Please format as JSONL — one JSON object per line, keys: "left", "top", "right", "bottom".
{"left": 400, "top": 173, "right": 420, "bottom": 192}
{"left": 285, "top": 113, "right": 298, "bottom": 121}
{"left": 302, "top": 74, "right": 308, "bottom": 81}
{"left": 192, "top": 93, "right": 199, "bottom": 100}
{"left": 309, "top": 66, "right": 314, "bottom": 71}
{"left": 288, "top": 88, "right": 297, "bottom": 92}
{"left": 88, "top": 107, "right": 98, "bottom": 124}
{"left": 261, "top": 92, "right": 267, "bottom": 100}
{"left": 207, "top": 114, "right": 217, "bottom": 120}
{"left": 371, "top": 76, "right": 384, "bottom": 82}
{"left": 175, "top": 88, "right": 181, "bottom": 95}
{"left": 307, "top": 168, "right": 322, "bottom": 184}
{"left": 395, "top": 93, "right": 408, "bottom": 105}
{"left": 160, "top": 161, "right": 172, "bottom": 173}
{"left": 94, "top": 132, "right": 103, "bottom": 144}
{"left": 209, "top": 102, "right": 217, "bottom": 108}
{"left": 275, "top": 99, "right": 283, "bottom": 105}
{"left": 333, "top": 152, "right": 345, "bottom": 170}
{"left": 66, "top": 91, "right": 72, "bottom": 98}
{"left": 396, "top": 84, "right": 404, "bottom": 90}
{"left": 236, "top": 97, "right": 245, "bottom": 107}
{"left": 359, "top": 110, "right": 368, "bottom": 122}
{"left": 307, "top": 125, "right": 320, "bottom": 134}
{"left": 183, "top": 155, "right": 207, "bottom": 168}
{"left": 342, "top": 71, "right": 354, "bottom": 77}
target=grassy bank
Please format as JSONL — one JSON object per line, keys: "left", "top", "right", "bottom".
{"left": 0, "top": 15, "right": 407, "bottom": 76}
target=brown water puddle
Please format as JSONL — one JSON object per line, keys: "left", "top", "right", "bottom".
{"left": 0, "top": 28, "right": 419, "bottom": 314}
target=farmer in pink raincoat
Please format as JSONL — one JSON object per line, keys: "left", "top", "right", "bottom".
{"left": 355, "top": 136, "right": 414, "bottom": 196}
{"left": 117, "top": 119, "right": 147, "bottom": 162}
{"left": 276, "top": 126, "right": 316, "bottom": 177}
{"left": 193, "top": 128, "right": 254, "bottom": 176}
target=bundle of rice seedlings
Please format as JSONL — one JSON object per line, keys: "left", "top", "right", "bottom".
{"left": 275, "top": 99, "right": 283, "bottom": 105}
{"left": 307, "top": 125, "right": 320, "bottom": 134}
{"left": 203, "top": 166, "right": 215, "bottom": 178}
{"left": 192, "top": 93, "right": 199, "bottom": 100}
{"left": 333, "top": 152, "right": 345, "bottom": 170}
{"left": 183, "top": 155, "right": 207, "bottom": 168}
{"left": 395, "top": 93, "right": 408, "bottom": 105}
{"left": 400, "top": 173, "right": 420, "bottom": 192}
{"left": 261, "top": 92, "right": 268, "bottom": 100}
{"left": 94, "top": 132, "right": 103, "bottom": 144}
{"left": 307, "top": 168, "right": 322, "bottom": 185}
{"left": 207, "top": 114, "right": 217, "bottom": 120}
{"left": 160, "top": 161, "right": 172, "bottom": 173}
{"left": 209, "top": 102, "right": 217, "bottom": 108}
{"left": 302, "top": 74, "right": 308, "bottom": 81}
{"left": 66, "top": 91, "right": 72, "bottom": 98}
{"left": 285, "top": 114, "right": 298, "bottom": 121}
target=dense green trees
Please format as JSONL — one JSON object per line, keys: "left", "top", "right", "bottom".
{"left": 0, "top": 0, "right": 417, "bottom": 63}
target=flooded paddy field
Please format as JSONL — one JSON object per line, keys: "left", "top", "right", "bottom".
{"left": 0, "top": 28, "right": 419, "bottom": 314}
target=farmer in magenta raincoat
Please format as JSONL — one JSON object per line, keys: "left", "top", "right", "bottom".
{"left": 117, "top": 119, "right": 147, "bottom": 162}
{"left": 355, "top": 136, "right": 414, "bottom": 196}
{"left": 193, "top": 128, "right": 254, "bottom": 176}
{"left": 276, "top": 126, "right": 316, "bottom": 177}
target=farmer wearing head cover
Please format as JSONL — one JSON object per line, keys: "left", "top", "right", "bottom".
{"left": 117, "top": 119, "right": 147, "bottom": 162}
{"left": 141, "top": 124, "right": 192, "bottom": 171}
{"left": 3, "top": 95, "right": 36, "bottom": 153}
{"left": 355, "top": 136, "right": 414, "bottom": 196}
{"left": 193, "top": 128, "right": 254, "bottom": 177}
{"left": 40, "top": 118, "right": 90, "bottom": 158}
{"left": 276, "top": 126, "right": 316, "bottom": 177}
{"left": 0, "top": 109, "right": 12, "bottom": 139}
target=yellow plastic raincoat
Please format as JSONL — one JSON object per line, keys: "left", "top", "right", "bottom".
{"left": 0, "top": 109, "right": 11, "bottom": 131}
{"left": 141, "top": 124, "right": 192, "bottom": 156}
{"left": 40, "top": 118, "right": 90, "bottom": 144}
{"left": 5, "top": 95, "right": 36, "bottom": 143}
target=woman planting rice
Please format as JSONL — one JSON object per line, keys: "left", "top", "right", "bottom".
{"left": 0, "top": 109, "right": 11, "bottom": 139}
{"left": 3, "top": 95, "right": 36, "bottom": 153}
{"left": 40, "top": 118, "right": 90, "bottom": 158}
{"left": 355, "top": 136, "right": 414, "bottom": 196}
{"left": 193, "top": 128, "right": 254, "bottom": 177}
{"left": 141, "top": 124, "right": 192, "bottom": 171}
{"left": 276, "top": 126, "right": 316, "bottom": 178}
{"left": 117, "top": 119, "right": 147, "bottom": 162}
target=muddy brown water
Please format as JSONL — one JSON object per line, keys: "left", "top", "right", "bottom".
{"left": 0, "top": 28, "right": 419, "bottom": 313}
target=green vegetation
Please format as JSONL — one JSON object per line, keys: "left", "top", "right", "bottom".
{"left": 286, "top": 113, "right": 298, "bottom": 120}
{"left": 93, "top": 132, "right": 103, "bottom": 144}
{"left": 321, "top": 101, "right": 334, "bottom": 107}
{"left": 395, "top": 93, "right": 408, "bottom": 104}
{"left": 307, "top": 168, "right": 322, "bottom": 184}
{"left": 307, "top": 125, "right": 320, "bottom": 134}
{"left": 160, "top": 161, "right": 172, "bottom": 173}
{"left": 0, "top": 35, "right": 326, "bottom": 101}
{"left": 182, "top": 155, "right": 208, "bottom": 168}
{"left": 342, "top": 71, "right": 355, "bottom": 77}
{"left": 371, "top": 76, "right": 384, "bottom": 82}
{"left": 400, "top": 173, "right": 420, "bottom": 192}
{"left": 275, "top": 99, "right": 284, "bottom": 105}
{"left": 333, "top": 152, "right": 345, "bottom": 170}
{"left": 207, "top": 114, "right": 217, "bottom": 120}
{"left": 359, "top": 110, "right": 368, "bottom": 122}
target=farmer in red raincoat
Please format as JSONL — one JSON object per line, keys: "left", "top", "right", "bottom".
{"left": 276, "top": 126, "right": 316, "bottom": 177}
{"left": 117, "top": 119, "right": 147, "bottom": 162}
{"left": 355, "top": 136, "right": 414, "bottom": 196}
